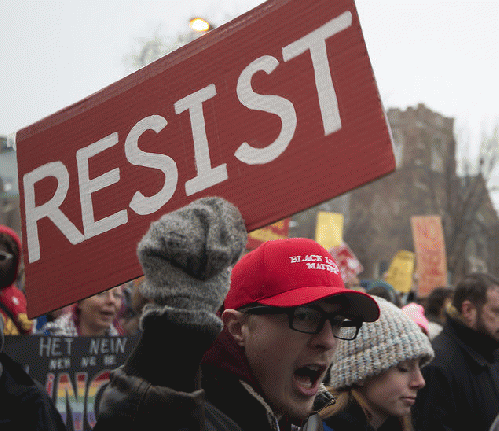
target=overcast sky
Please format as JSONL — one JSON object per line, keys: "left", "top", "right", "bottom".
{"left": 1, "top": 0, "right": 498, "bottom": 163}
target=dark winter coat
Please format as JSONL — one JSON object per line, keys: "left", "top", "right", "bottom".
{"left": 0, "top": 352, "right": 67, "bottom": 431}
{"left": 322, "top": 397, "right": 405, "bottom": 431}
{"left": 413, "top": 315, "right": 499, "bottom": 431}
{"left": 95, "top": 324, "right": 331, "bottom": 431}
{"left": 95, "top": 366, "right": 243, "bottom": 431}
{"left": 94, "top": 319, "right": 245, "bottom": 431}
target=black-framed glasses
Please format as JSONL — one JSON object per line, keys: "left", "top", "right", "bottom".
{"left": 242, "top": 304, "right": 363, "bottom": 340}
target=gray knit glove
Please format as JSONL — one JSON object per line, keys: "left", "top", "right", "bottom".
{"left": 137, "top": 197, "right": 247, "bottom": 330}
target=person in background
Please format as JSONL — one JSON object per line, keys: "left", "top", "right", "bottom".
{"left": 413, "top": 273, "right": 499, "bottom": 431}
{"left": 345, "top": 275, "right": 362, "bottom": 290}
{"left": 33, "top": 306, "right": 72, "bottom": 334}
{"left": 401, "top": 303, "right": 430, "bottom": 336}
{"left": 0, "top": 317, "right": 67, "bottom": 430}
{"left": 95, "top": 197, "right": 380, "bottom": 431}
{"left": 39, "top": 286, "right": 123, "bottom": 336}
{"left": 118, "top": 278, "right": 149, "bottom": 336}
{"left": 321, "top": 297, "right": 434, "bottom": 431}
{"left": 0, "top": 225, "right": 32, "bottom": 335}
{"left": 423, "top": 287, "right": 452, "bottom": 339}
{"left": 366, "top": 281, "right": 402, "bottom": 308}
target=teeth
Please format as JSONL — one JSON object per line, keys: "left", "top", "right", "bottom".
{"left": 301, "top": 378, "right": 313, "bottom": 389}
{"left": 294, "top": 373, "right": 313, "bottom": 388}
{"left": 294, "top": 364, "right": 325, "bottom": 390}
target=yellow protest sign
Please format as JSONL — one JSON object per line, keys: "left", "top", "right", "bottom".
{"left": 385, "top": 250, "right": 415, "bottom": 293}
{"left": 315, "top": 212, "right": 343, "bottom": 250}
{"left": 247, "top": 219, "right": 290, "bottom": 250}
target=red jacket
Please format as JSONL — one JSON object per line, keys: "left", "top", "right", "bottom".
{"left": 0, "top": 225, "right": 32, "bottom": 335}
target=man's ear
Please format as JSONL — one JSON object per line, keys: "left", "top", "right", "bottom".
{"left": 461, "top": 299, "right": 477, "bottom": 328}
{"left": 222, "top": 309, "right": 247, "bottom": 347}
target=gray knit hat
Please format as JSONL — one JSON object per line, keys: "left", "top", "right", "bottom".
{"left": 329, "top": 296, "right": 434, "bottom": 389}
{"left": 137, "top": 197, "right": 247, "bottom": 326}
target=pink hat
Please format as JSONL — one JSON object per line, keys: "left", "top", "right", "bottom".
{"left": 224, "top": 238, "right": 379, "bottom": 322}
{"left": 402, "top": 303, "right": 430, "bottom": 335}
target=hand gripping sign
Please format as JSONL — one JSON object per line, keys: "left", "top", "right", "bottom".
{"left": 16, "top": 0, "right": 395, "bottom": 317}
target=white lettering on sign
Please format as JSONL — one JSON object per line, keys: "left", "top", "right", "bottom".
{"left": 77, "top": 132, "right": 128, "bottom": 239}
{"left": 174, "top": 84, "right": 228, "bottom": 195}
{"left": 235, "top": 55, "right": 297, "bottom": 165}
{"left": 49, "top": 357, "right": 71, "bottom": 370}
{"left": 125, "top": 115, "right": 178, "bottom": 215}
{"left": 81, "top": 356, "right": 97, "bottom": 367}
{"left": 88, "top": 337, "right": 127, "bottom": 355}
{"left": 39, "top": 337, "right": 74, "bottom": 357}
{"left": 22, "top": 11, "right": 352, "bottom": 263}
{"left": 282, "top": 11, "right": 352, "bottom": 135}
{"left": 24, "top": 163, "right": 85, "bottom": 263}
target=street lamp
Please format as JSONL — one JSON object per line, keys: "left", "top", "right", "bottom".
{"left": 189, "top": 17, "right": 215, "bottom": 35}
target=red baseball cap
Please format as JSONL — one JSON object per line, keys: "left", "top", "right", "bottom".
{"left": 224, "top": 238, "right": 379, "bottom": 322}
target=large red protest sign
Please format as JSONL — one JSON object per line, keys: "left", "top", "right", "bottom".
{"left": 16, "top": 0, "right": 395, "bottom": 317}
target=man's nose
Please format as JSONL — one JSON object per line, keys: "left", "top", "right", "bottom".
{"left": 104, "top": 291, "right": 119, "bottom": 304}
{"left": 310, "top": 319, "right": 338, "bottom": 350}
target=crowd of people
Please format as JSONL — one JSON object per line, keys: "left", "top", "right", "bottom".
{"left": 1, "top": 196, "right": 499, "bottom": 431}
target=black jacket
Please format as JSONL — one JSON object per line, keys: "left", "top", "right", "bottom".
{"left": 0, "top": 353, "right": 67, "bottom": 431}
{"left": 322, "top": 398, "right": 404, "bottom": 431}
{"left": 94, "top": 367, "right": 243, "bottom": 431}
{"left": 95, "top": 316, "right": 331, "bottom": 431}
{"left": 413, "top": 316, "right": 499, "bottom": 431}
{"left": 95, "top": 319, "right": 244, "bottom": 431}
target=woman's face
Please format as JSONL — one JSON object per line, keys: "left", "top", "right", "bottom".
{"left": 357, "top": 358, "right": 426, "bottom": 426}
{"left": 78, "top": 286, "right": 122, "bottom": 336}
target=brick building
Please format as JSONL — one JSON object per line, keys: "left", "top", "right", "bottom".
{"left": 290, "top": 104, "right": 499, "bottom": 287}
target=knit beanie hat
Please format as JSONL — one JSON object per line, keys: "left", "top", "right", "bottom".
{"left": 137, "top": 197, "right": 247, "bottom": 327}
{"left": 401, "top": 302, "right": 430, "bottom": 336}
{"left": 329, "top": 296, "right": 434, "bottom": 390}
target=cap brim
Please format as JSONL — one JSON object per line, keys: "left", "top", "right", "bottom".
{"left": 257, "top": 286, "right": 380, "bottom": 322}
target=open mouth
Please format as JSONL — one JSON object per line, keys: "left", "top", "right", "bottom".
{"left": 100, "top": 311, "right": 115, "bottom": 320}
{"left": 293, "top": 364, "right": 326, "bottom": 395}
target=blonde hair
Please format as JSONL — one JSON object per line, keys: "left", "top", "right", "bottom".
{"left": 320, "top": 387, "right": 413, "bottom": 431}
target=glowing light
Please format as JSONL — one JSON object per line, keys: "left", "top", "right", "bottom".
{"left": 189, "top": 18, "right": 211, "bottom": 33}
